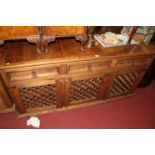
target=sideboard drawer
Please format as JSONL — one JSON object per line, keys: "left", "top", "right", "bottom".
{"left": 9, "top": 70, "right": 34, "bottom": 81}
{"left": 116, "top": 57, "right": 152, "bottom": 68}
{"left": 68, "top": 64, "right": 89, "bottom": 74}
{"left": 32, "top": 67, "right": 58, "bottom": 78}
{"left": 91, "top": 61, "right": 111, "bottom": 71}
{"left": 5, "top": 66, "right": 59, "bottom": 83}
{"left": 68, "top": 60, "right": 112, "bottom": 74}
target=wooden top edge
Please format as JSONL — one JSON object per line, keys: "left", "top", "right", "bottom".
{"left": 0, "top": 39, "right": 155, "bottom": 69}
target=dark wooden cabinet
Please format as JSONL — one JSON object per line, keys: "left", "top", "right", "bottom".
{"left": 0, "top": 38, "right": 154, "bottom": 117}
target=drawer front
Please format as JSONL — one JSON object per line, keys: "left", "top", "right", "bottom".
{"left": 4, "top": 65, "right": 59, "bottom": 84}
{"left": 116, "top": 57, "right": 152, "bottom": 68}
{"left": 68, "top": 60, "right": 112, "bottom": 74}
{"left": 92, "top": 61, "right": 111, "bottom": 71}
{"left": 9, "top": 70, "right": 34, "bottom": 81}
{"left": 68, "top": 64, "right": 89, "bottom": 74}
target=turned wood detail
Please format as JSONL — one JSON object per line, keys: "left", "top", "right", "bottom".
{"left": 37, "top": 26, "right": 56, "bottom": 53}
{"left": 26, "top": 37, "right": 42, "bottom": 53}
{"left": 26, "top": 26, "right": 55, "bottom": 53}
{"left": 26, "top": 26, "right": 44, "bottom": 53}
{"left": 27, "top": 26, "right": 88, "bottom": 53}
{"left": 42, "top": 36, "right": 55, "bottom": 53}
{"left": 27, "top": 36, "right": 55, "bottom": 53}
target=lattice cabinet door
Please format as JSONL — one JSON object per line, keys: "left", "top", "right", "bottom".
{"left": 10, "top": 82, "right": 58, "bottom": 114}
{"left": 68, "top": 75, "right": 111, "bottom": 105}
{"left": 107, "top": 70, "right": 145, "bottom": 98}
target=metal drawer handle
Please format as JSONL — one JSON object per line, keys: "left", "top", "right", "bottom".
{"left": 32, "top": 70, "right": 38, "bottom": 79}
{"left": 87, "top": 64, "right": 92, "bottom": 71}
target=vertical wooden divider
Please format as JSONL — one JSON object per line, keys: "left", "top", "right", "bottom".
{"left": 97, "top": 74, "right": 113, "bottom": 99}
{"left": 9, "top": 87, "right": 26, "bottom": 114}
{"left": 56, "top": 78, "right": 71, "bottom": 108}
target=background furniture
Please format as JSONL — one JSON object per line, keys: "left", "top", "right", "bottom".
{"left": 0, "top": 26, "right": 88, "bottom": 53}
{"left": 93, "top": 26, "right": 123, "bottom": 34}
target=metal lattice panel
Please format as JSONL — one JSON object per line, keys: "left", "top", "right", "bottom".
{"left": 108, "top": 72, "right": 139, "bottom": 97}
{"left": 70, "top": 77, "right": 103, "bottom": 103}
{"left": 19, "top": 84, "right": 56, "bottom": 109}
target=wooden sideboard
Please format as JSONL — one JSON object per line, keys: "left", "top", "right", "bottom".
{"left": 0, "top": 38, "right": 155, "bottom": 117}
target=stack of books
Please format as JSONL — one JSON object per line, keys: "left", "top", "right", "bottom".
{"left": 94, "top": 32, "right": 137, "bottom": 48}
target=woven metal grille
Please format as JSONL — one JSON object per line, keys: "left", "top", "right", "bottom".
{"left": 108, "top": 72, "right": 139, "bottom": 97}
{"left": 19, "top": 84, "right": 56, "bottom": 110}
{"left": 70, "top": 77, "right": 103, "bottom": 103}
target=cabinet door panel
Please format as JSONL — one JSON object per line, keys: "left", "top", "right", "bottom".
{"left": 69, "top": 76, "right": 104, "bottom": 105}
{"left": 10, "top": 81, "right": 58, "bottom": 114}
{"left": 19, "top": 84, "right": 57, "bottom": 110}
{"left": 108, "top": 70, "right": 145, "bottom": 98}
{"left": 70, "top": 78, "right": 101, "bottom": 104}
